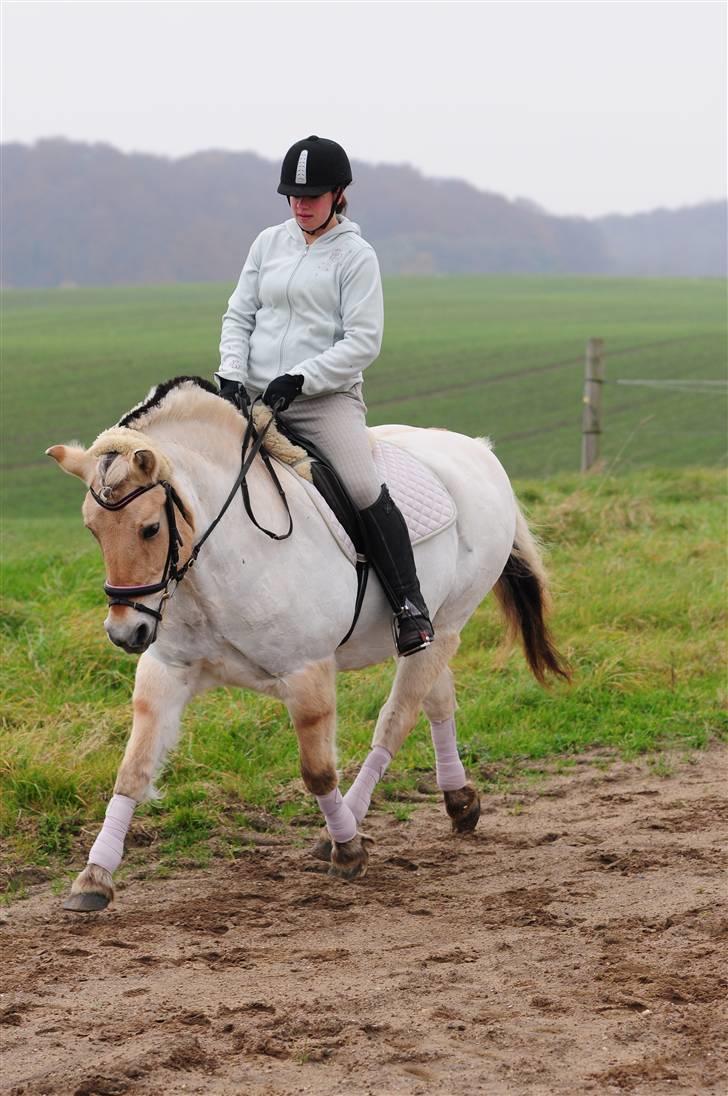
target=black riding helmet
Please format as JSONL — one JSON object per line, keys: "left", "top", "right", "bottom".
{"left": 277, "top": 135, "right": 352, "bottom": 197}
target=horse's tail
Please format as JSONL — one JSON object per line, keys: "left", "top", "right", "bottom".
{"left": 493, "top": 504, "right": 571, "bottom": 686}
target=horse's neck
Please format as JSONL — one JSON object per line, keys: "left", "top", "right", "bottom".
{"left": 149, "top": 420, "right": 243, "bottom": 476}
{"left": 148, "top": 425, "right": 284, "bottom": 545}
{"left": 145, "top": 415, "right": 360, "bottom": 677}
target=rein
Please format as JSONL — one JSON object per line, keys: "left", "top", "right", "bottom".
{"left": 91, "top": 397, "right": 367, "bottom": 646}
{"left": 90, "top": 400, "right": 288, "bottom": 633}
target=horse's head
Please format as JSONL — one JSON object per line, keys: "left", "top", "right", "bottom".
{"left": 46, "top": 436, "right": 195, "bottom": 654}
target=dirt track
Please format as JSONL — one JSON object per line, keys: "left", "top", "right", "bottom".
{"left": 2, "top": 748, "right": 727, "bottom": 1096}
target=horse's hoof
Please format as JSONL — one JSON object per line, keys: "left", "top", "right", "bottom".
{"left": 310, "top": 829, "right": 333, "bottom": 863}
{"left": 65, "top": 863, "right": 114, "bottom": 912}
{"left": 444, "top": 783, "right": 481, "bottom": 834}
{"left": 63, "top": 892, "right": 110, "bottom": 913}
{"left": 329, "top": 833, "right": 371, "bottom": 881}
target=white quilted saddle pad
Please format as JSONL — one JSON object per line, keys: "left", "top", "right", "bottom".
{"left": 292, "top": 439, "right": 457, "bottom": 566}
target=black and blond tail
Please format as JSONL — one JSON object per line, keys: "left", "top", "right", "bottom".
{"left": 493, "top": 507, "right": 570, "bottom": 685}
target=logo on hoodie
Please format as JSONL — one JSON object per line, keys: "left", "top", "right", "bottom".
{"left": 316, "top": 246, "right": 345, "bottom": 275}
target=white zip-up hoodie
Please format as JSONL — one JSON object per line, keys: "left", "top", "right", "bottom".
{"left": 217, "top": 217, "right": 384, "bottom": 398}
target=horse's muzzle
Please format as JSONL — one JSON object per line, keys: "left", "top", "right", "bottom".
{"left": 104, "top": 612, "right": 155, "bottom": 654}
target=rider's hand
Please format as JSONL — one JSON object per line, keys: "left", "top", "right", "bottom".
{"left": 263, "top": 374, "right": 304, "bottom": 411}
{"left": 217, "top": 378, "right": 250, "bottom": 414}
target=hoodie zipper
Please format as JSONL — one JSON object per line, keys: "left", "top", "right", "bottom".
{"left": 279, "top": 247, "right": 308, "bottom": 370}
{"left": 278, "top": 225, "right": 357, "bottom": 370}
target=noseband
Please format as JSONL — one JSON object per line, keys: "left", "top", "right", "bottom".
{"left": 89, "top": 402, "right": 291, "bottom": 639}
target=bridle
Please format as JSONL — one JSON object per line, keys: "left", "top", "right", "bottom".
{"left": 89, "top": 479, "right": 189, "bottom": 624}
{"left": 89, "top": 401, "right": 289, "bottom": 639}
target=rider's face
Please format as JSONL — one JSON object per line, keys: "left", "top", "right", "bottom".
{"left": 289, "top": 191, "right": 336, "bottom": 232}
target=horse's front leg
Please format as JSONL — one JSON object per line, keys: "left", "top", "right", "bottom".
{"left": 283, "top": 658, "right": 369, "bottom": 881}
{"left": 64, "top": 652, "right": 200, "bottom": 912}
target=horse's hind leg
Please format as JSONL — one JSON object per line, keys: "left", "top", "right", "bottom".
{"left": 64, "top": 653, "right": 199, "bottom": 912}
{"left": 422, "top": 668, "right": 480, "bottom": 834}
{"left": 328, "top": 632, "right": 462, "bottom": 850}
{"left": 283, "top": 658, "right": 370, "bottom": 881}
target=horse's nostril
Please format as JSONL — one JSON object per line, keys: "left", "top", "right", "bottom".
{"left": 133, "top": 623, "right": 149, "bottom": 649}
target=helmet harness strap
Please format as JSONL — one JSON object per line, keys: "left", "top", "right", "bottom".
{"left": 288, "top": 189, "right": 342, "bottom": 237}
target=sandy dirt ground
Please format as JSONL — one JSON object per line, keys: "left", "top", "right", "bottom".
{"left": 2, "top": 747, "right": 727, "bottom": 1096}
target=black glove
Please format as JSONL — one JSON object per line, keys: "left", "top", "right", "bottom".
{"left": 263, "top": 373, "right": 304, "bottom": 411}
{"left": 217, "top": 377, "right": 250, "bottom": 415}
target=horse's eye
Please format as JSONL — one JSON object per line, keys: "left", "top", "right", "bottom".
{"left": 142, "top": 523, "right": 160, "bottom": 540}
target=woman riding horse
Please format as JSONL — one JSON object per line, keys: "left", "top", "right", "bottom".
{"left": 47, "top": 142, "right": 568, "bottom": 911}
{"left": 216, "top": 135, "right": 434, "bottom": 658}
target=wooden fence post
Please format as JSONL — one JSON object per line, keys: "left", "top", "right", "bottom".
{"left": 581, "top": 338, "right": 605, "bottom": 472}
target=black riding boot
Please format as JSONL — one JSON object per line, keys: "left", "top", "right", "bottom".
{"left": 359, "top": 485, "right": 435, "bottom": 656}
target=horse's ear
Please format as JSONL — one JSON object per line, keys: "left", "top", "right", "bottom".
{"left": 46, "top": 444, "right": 94, "bottom": 483}
{"left": 133, "top": 449, "right": 158, "bottom": 479}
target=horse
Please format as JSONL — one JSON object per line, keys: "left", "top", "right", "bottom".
{"left": 46, "top": 377, "right": 568, "bottom": 911}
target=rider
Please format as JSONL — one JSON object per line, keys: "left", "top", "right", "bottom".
{"left": 215, "top": 135, "right": 434, "bottom": 656}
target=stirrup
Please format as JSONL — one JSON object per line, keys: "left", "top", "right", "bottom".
{"left": 392, "top": 600, "right": 435, "bottom": 657}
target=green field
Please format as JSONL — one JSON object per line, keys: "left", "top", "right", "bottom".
{"left": 1, "top": 276, "right": 726, "bottom": 517}
{"left": 1, "top": 278, "right": 726, "bottom": 895}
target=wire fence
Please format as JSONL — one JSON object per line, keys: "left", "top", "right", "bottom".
{"left": 581, "top": 339, "right": 727, "bottom": 471}
{"left": 616, "top": 379, "right": 728, "bottom": 394}
{"left": 412, "top": 337, "right": 725, "bottom": 472}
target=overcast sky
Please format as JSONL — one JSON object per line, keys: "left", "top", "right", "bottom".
{"left": 2, "top": 0, "right": 726, "bottom": 218}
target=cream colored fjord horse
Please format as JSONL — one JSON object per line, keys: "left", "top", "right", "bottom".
{"left": 47, "top": 378, "right": 567, "bottom": 911}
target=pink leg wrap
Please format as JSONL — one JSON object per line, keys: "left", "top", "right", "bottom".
{"left": 343, "top": 745, "right": 392, "bottom": 823}
{"left": 316, "top": 788, "right": 358, "bottom": 844}
{"left": 87, "top": 794, "right": 135, "bottom": 874}
{"left": 430, "top": 717, "right": 467, "bottom": 791}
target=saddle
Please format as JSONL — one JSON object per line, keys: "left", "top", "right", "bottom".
{"left": 250, "top": 405, "right": 457, "bottom": 568}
